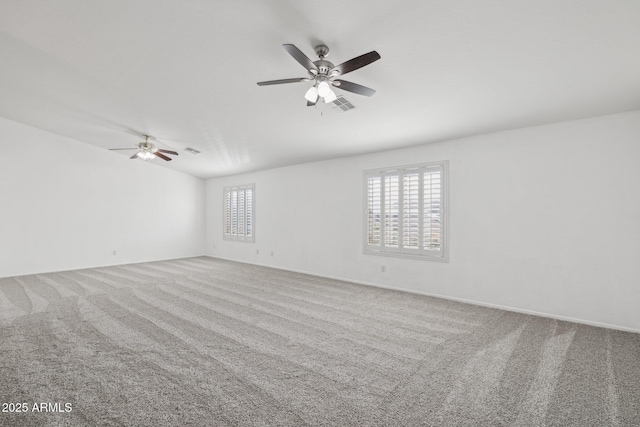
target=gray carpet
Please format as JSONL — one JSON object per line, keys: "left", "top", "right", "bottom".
{"left": 0, "top": 257, "right": 638, "bottom": 426}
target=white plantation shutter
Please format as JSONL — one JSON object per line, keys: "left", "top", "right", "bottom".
{"left": 238, "top": 190, "right": 245, "bottom": 237}
{"left": 246, "top": 190, "right": 253, "bottom": 237}
{"left": 230, "top": 190, "right": 238, "bottom": 236}
{"left": 367, "top": 176, "right": 382, "bottom": 248}
{"left": 365, "top": 162, "right": 447, "bottom": 261}
{"left": 402, "top": 169, "right": 420, "bottom": 252}
{"left": 223, "top": 184, "right": 255, "bottom": 242}
{"left": 423, "top": 166, "right": 442, "bottom": 251}
{"left": 224, "top": 190, "right": 231, "bottom": 235}
{"left": 384, "top": 174, "right": 400, "bottom": 250}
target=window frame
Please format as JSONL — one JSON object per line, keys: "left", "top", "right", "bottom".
{"left": 223, "top": 183, "right": 255, "bottom": 242}
{"left": 363, "top": 161, "right": 448, "bottom": 262}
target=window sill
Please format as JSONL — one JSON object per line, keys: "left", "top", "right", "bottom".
{"left": 363, "top": 249, "right": 449, "bottom": 262}
{"left": 223, "top": 236, "right": 255, "bottom": 243}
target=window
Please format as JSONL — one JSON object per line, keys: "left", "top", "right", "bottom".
{"left": 364, "top": 161, "right": 447, "bottom": 261}
{"left": 223, "top": 184, "right": 254, "bottom": 242}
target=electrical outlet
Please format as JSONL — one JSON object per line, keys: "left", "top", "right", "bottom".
{"left": 256, "top": 249, "right": 259, "bottom": 255}
{"left": 270, "top": 251, "right": 274, "bottom": 256}
{"left": 381, "top": 265, "right": 386, "bottom": 273}
{"left": 112, "top": 250, "right": 117, "bottom": 256}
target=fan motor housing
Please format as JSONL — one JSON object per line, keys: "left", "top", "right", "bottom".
{"left": 138, "top": 141, "right": 155, "bottom": 151}
{"left": 314, "top": 59, "right": 334, "bottom": 75}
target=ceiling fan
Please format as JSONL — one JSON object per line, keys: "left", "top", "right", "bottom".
{"left": 109, "top": 135, "right": 178, "bottom": 161}
{"left": 257, "top": 44, "right": 380, "bottom": 106}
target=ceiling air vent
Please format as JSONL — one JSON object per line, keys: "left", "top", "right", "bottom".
{"left": 185, "top": 147, "right": 201, "bottom": 154}
{"left": 332, "top": 95, "right": 355, "bottom": 112}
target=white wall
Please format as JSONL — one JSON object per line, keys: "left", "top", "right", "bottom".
{"left": 0, "top": 117, "right": 206, "bottom": 277}
{"left": 206, "top": 110, "right": 640, "bottom": 332}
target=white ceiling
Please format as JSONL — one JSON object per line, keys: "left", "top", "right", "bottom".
{"left": 1, "top": 0, "right": 639, "bottom": 179}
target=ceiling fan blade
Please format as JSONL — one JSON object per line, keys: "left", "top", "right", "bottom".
{"left": 283, "top": 44, "right": 318, "bottom": 72}
{"left": 157, "top": 149, "right": 178, "bottom": 156}
{"left": 257, "top": 77, "right": 309, "bottom": 86}
{"left": 332, "top": 79, "right": 376, "bottom": 97}
{"left": 332, "top": 51, "right": 381, "bottom": 76}
{"left": 130, "top": 153, "right": 139, "bottom": 159}
{"left": 154, "top": 152, "right": 172, "bottom": 161}
{"left": 109, "top": 148, "right": 137, "bottom": 150}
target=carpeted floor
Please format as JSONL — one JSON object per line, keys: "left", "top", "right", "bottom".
{"left": 0, "top": 257, "right": 638, "bottom": 426}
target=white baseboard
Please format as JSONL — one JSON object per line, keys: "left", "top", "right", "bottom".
{"left": 207, "top": 255, "right": 640, "bottom": 334}
{"left": 0, "top": 253, "right": 208, "bottom": 280}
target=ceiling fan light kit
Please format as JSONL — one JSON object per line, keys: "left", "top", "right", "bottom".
{"left": 257, "top": 43, "right": 380, "bottom": 106}
{"left": 135, "top": 140, "right": 157, "bottom": 160}
{"left": 316, "top": 79, "right": 337, "bottom": 102}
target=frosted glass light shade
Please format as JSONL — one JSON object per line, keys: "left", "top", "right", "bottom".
{"left": 323, "top": 89, "right": 337, "bottom": 103}
{"left": 317, "top": 81, "right": 331, "bottom": 97}
{"left": 138, "top": 151, "right": 155, "bottom": 160}
{"left": 304, "top": 86, "right": 319, "bottom": 102}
